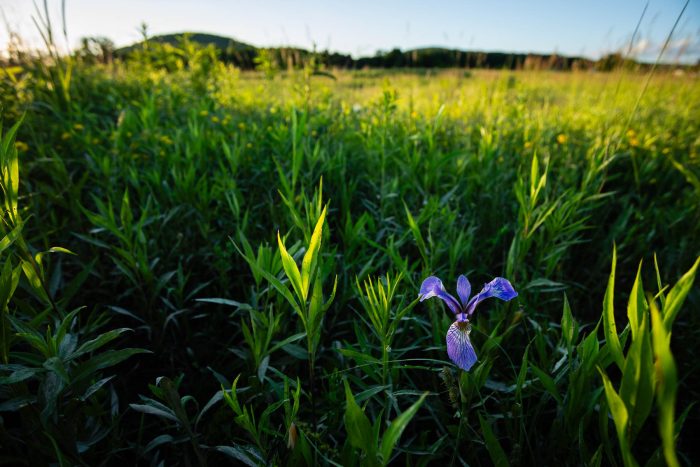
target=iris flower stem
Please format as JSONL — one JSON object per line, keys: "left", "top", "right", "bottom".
{"left": 451, "top": 371, "right": 466, "bottom": 467}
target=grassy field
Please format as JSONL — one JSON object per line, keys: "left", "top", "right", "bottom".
{"left": 1, "top": 49, "right": 699, "bottom": 466}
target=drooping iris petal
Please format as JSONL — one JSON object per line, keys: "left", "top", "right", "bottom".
{"left": 419, "top": 276, "right": 461, "bottom": 315}
{"left": 456, "top": 275, "right": 471, "bottom": 307}
{"left": 466, "top": 276, "right": 518, "bottom": 316}
{"left": 446, "top": 321, "right": 477, "bottom": 371}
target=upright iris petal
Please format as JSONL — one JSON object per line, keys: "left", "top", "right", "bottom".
{"left": 466, "top": 277, "right": 518, "bottom": 317}
{"left": 456, "top": 275, "right": 471, "bottom": 307}
{"left": 419, "top": 276, "right": 461, "bottom": 315}
{"left": 446, "top": 321, "right": 477, "bottom": 371}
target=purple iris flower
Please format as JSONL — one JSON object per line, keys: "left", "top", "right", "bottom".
{"left": 419, "top": 275, "right": 518, "bottom": 371}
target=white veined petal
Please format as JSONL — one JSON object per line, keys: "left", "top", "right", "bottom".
{"left": 446, "top": 321, "right": 477, "bottom": 371}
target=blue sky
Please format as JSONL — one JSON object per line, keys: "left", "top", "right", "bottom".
{"left": 1, "top": 0, "right": 698, "bottom": 62}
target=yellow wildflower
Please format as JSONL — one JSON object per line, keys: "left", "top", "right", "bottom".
{"left": 61, "top": 132, "right": 71, "bottom": 140}
{"left": 73, "top": 123, "right": 84, "bottom": 131}
{"left": 556, "top": 134, "right": 567, "bottom": 144}
{"left": 14, "top": 141, "right": 29, "bottom": 152}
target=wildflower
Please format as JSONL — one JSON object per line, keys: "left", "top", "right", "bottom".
{"left": 199, "top": 110, "right": 209, "bottom": 117}
{"left": 524, "top": 141, "right": 533, "bottom": 149}
{"left": 238, "top": 122, "right": 246, "bottom": 131}
{"left": 419, "top": 275, "right": 517, "bottom": 371}
{"left": 556, "top": 134, "right": 567, "bottom": 144}
{"left": 211, "top": 116, "right": 220, "bottom": 123}
{"left": 14, "top": 141, "right": 29, "bottom": 152}
{"left": 61, "top": 132, "right": 71, "bottom": 140}
{"left": 73, "top": 123, "right": 84, "bottom": 131}
{"left": 627, "top": 129, "right": 640, "bottom": 147}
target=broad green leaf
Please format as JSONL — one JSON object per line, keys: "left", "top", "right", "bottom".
{"left": 619, "top": 311, "right": 653, "bottom": 439}
{"left": 662, "top": 256, "right": 699, "bottom": 330}
{"left": 47, "top": 246, "right": 77, "bottom": 256}
{"left": 561, "top": 294, "right": 576, "bottom": 347}
{"left": 529, "top": 362, "right": 562, "bottom": 405}
{"left": 603, "top": 245, "right": 624, "bottom": 369}
{"left": 0, "top": 222, "right": 24, "bottom": 255}
{"left": 379, "top": 391, "right": 427, "bottom": 464}
{"left": 343, "top": 379, "right": 375, "bottom": 456}
{"left": 626, "top": 261, "right": 645, "bottom": 339}
{"left": 478, "top": 413, "right": 510, "bottom": 467}
{"left": 20, "top": 259, "right": 50, "bottom": 304}
{"left": 301, "top": 205, "right": 326, "bottom": 299}
{"left": 72, "top": 348, "right": 149, "bottom": 384}
{"left": 72, "top": 328, "right": 132, "bottom": 358}
{"left": 598, "top": 368, "right": 637, "bottom": 467}
{"left": 215, "top": 445, "right": 262, "bottom": 467}
{"left": 0, "top": 367, "right": 36, "bottom": 385}
{"left": 195, "top": 391, "right": 224, "bottom": 428}
{"left": 130, "top": 402, "right": 179, "bottom": 423}
{"left": 278, "top": 232, "right": 304, "bottom": 302}
{"left": 268, "top": 332, "right": 306, "bottom": 354}
{"left": 0, "top": 395, "right": 34, "bottom": 412}
{"left": 80, "top": 376, "right": 115, "bottom": 401}
{"left": 145, "top": 434, "right": 175, "bottom": 453}
{"left": 650, "top": 300, "right": 679, "bottom": 467}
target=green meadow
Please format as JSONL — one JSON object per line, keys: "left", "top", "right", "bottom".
{"left": 1, "top": 43, "right": 699, "bottom": 466}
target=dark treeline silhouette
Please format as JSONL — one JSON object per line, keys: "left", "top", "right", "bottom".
{"left": 106, "top": 32, "right": 693, "bottom": 72}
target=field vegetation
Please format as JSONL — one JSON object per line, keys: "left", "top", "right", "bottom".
{"left": 0, "top": 34, "right": 699, "bottom": 466}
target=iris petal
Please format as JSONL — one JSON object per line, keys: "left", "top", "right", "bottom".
{"left": 446, "top": 321, "right": 477, "bottom": 371}
{"left": 456, "top": 275, "right": 471, "bottom": 307}
{"left": 466, "top": 277, "right": 518, "bottom": 316}
{"left": 419, "top": 276, "right": 461, "bottom": 315}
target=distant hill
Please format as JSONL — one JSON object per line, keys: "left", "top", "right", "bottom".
{"left": 117, "top": 32, "right": 255, "bottom": 53}
{"left": 115, "top": 32, "right": 667, "bottom": 72}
